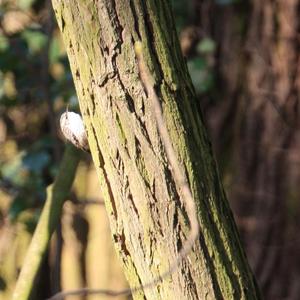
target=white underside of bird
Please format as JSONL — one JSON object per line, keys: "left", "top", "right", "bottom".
{"left": 60, "top": 111, "right": 89, "bottom": 151}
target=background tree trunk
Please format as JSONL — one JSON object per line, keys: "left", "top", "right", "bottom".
{"left": 52, "top": 1, "right": 260, "bottom": 299}
{"left": 194, "top": 1, "right": 300, "bottom": 299}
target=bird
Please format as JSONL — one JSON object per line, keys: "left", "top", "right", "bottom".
{"left": 60, "top": 107, "right": 89, "bottom": 152}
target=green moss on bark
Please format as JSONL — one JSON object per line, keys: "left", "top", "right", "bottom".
{"left": 52, "top": 0, "right": 261, "bottom": 299}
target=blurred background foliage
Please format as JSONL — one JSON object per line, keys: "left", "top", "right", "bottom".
{"left": 1, "top": 0, "right": 300, "bottom": 299}
{"left": 0, "top": 0, "right": 128, "bottom": 299}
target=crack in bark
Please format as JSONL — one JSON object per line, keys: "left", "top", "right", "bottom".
{"left": 61, "top": 15, "right": 65, "bottom": 31}
{"left": 139, "top": 1, "right": 164, "bottom": 87}
{"left": 90, "top": 124, "right": 118, "bottom": 221}
{"left": 148, "top": 201, "right": 164, "bottom": 237}
{"left": 88, "top": 88, "right": 96, "bottom": 116}
{"left": 114, "top": 230, "right": 148, "bottom": 300}
{"left": 115, "top": 112, "right": 130, "bottom": 155}
{"left": 127, "top": 192, "right": 139, "bottom": 220}
{"left": 98, "top": 71, "right": 116, "bottom": 88}
{"left": 148, "top": 230, "right": 156, "bottom": 266}
{"left": 198, "top": 233, "right": 223, "bottom": 299}
{"left": 119, "top": 229, "right": 130, "bottom": 257}
{"left": 129, "top": 0, "right": 142, "bottom": 41}
{"left": 185, "top": 267, "right": 200, "bottom": 300}
{"left": 75, "top": 68, "right": 80, "bottom": 79}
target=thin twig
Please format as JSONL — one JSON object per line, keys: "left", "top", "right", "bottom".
{"left": 134, "top": 41, "right": 200, "bottom": 284}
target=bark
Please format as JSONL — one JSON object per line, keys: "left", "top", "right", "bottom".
{"left": 52, "top": 1, "right": 260, "bottom": 299}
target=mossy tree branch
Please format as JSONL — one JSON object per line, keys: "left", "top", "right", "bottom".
{"left": 12, "top": 144, "right": 81, "bottom": 300}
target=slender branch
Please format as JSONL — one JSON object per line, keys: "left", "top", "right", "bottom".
{"left": 12, "top": 144, "right": 82, "bottom": 300}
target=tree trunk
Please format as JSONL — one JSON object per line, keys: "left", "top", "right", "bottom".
{"left": 195, "top": 1, "right": 300, "bottom": 299}
{"left": 52, "top": 1, "right": 260, "bottom": 299}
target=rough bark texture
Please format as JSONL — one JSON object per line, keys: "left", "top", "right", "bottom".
{"left": 52, "top": 1, "right": 260, "bottom": 299}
